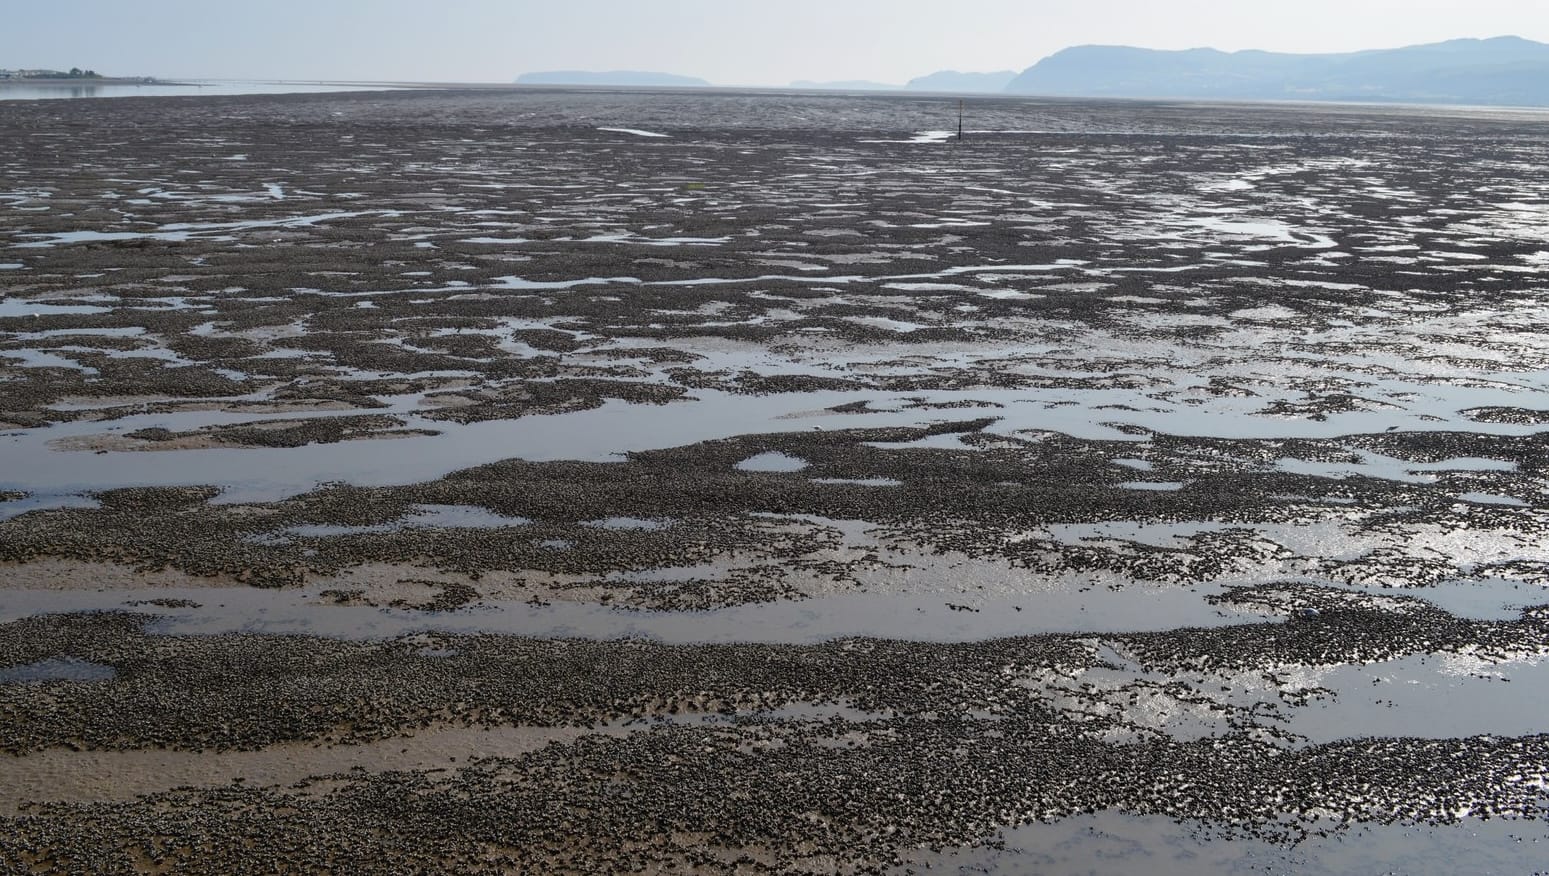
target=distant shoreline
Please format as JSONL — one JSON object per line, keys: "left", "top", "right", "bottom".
{"left": 0, "top": 77, "right": 190, "bottom": 87}
{"left": 2, "top": 78, "right": 1547, "bottom": 114}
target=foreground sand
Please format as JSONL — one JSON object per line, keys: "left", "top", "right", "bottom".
{"left": 1, "top": 87, "right": 1547, "bottom": 873}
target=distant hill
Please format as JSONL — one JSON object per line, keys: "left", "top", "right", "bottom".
{"left": 789, "top": 80, "right": 901, "bottom": 91}
{"left": 906, "top": 70, "right": 1018, "bottom": 92}
{"left": 515, "top": 71, "right": 711, "bottom": 88}
{"left": 1005, "top": 36, "right": 1549, "bottom": 106}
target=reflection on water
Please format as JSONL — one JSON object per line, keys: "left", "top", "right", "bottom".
{"left": 0, "top": 657, "right": 116, "bottom": 683}
{"left": 0, "top": 581, "right": 1258, "bottom": 643}
{"left": 915, "top": 813, "right": 1549, "bottom": 876}
{"left": 0, "top": 81, "right": 407, "bottom": 101}
{"left": 4, "top": 85, "right": 109, "bottom": 100}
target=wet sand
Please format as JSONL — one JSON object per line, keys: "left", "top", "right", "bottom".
{"left": 1, "top": 87, "right": 1547, "bottom": 873}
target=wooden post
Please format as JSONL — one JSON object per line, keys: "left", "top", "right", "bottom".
{"left": 958, "top": 99, "right": 964, "bottom": 140}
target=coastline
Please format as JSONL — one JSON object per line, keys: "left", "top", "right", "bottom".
{"left": 0, "top": 77, "right": 185, "bottom": 87}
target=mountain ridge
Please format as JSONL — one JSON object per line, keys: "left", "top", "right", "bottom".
{"left": 511, "top": 37, "right": 1549, "bottom": 107}
{"left": 906, "top": 70, "right": 1018, "bottom": 92}
{"left": 1005, "top": 36, "right": 1549, "bottom": 105}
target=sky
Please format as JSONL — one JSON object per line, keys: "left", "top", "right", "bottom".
{"left": 1, "top": 0, "right": 1543, "bottom": 85}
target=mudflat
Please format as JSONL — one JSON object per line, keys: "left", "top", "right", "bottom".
{"left": 1, "top": 87, "right": 1547, "bottom": 874}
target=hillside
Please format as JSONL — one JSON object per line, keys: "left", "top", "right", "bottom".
{"left": 906, "top": 70, "right": 1017, "bottom": 92}
{"left": 1004, "top": 36, "right": 1549, "bottom": 106}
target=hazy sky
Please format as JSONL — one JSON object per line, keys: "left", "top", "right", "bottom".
{"left": 2, "top": 0, "right": 1542, "bottom": 85}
